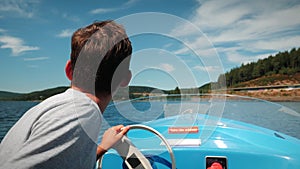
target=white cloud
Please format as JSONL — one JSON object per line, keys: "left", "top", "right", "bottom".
{"left": 90, "top": 0, "right": 139, "bottom": 14}
{"left": 210, "top": 4, "right": 300, "bottom": 43}
{"left": 62, "top": 13, "right": 80, "bottom": 22}
{"left": 163, "top": 43, "right": 173, "bottom": 49}
{"left": 173, "top": 46, "right": 189, "bottom": 55}
{"left": 242, "top": 36, "right": 300, "bottom": 52}
{"left": 24, "top": 57, "right": 49, "bottom": 61}
{"left": 0, "top": 0, "right": 39, "bottom": 18}
{"left": 90, "top": 8, "right": 117, "bottom": 14}
{"left": 174, "top": 46, "right": 217, "bottom": 59}
{"left": 0, "top": 35, "right": 39, "bottom": 56}
{"left": 194, "top": 0, "right": 300, "bottom": 35}
{"left": 193, "top": 65, "right": 221, "bottom": 72}
{"left": 57, "top": 29, "right": 74, "bottom": 38}
{"left": 159, "top": 63, "right": 175, "bottom": 73}
{"left": 194, "top": 0, "right": 252, "bottom": 29}
{"left": 171, "top": 0, "right": 300, "bottom": 67}
{"left": 125, "top": 0, "right": 139, "bottom": 6}
{"left": 172, "top": 35, "right": 217, "bottom": 57}
{"left": 225, "top": 51, "right": 273, "bottom": 65}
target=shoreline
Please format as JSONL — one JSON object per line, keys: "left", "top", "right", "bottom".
{"left": 252, "top": 96, "right": 300, "bottom": 102}
{"left": 1, "top": 89, "right": 300, "bottom": 102}
{"left": 231, "top": 88, "right": 300, "bottom": 102}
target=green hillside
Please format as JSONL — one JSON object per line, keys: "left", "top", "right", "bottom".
{"left": 0, "top": 87, "right": 69, "bottom": 101}
{"left": 218, "top": 47, "right": 300, "bottom": 87}
{"left": 0, "top": 86, "right": 167, "bottom": 101}
{"left": 0, "top": 91, "right": 23, "bottom": 100}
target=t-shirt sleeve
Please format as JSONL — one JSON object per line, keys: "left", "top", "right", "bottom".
{"left": 1, "top": 104, "right": 101, "bottom": 169}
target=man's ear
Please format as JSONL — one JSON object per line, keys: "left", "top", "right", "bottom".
{"left": 120, "top": 70, "right": 132, "bottom": 87}
{"left": 65, "top": 60, "right": 73, "bottom": 81}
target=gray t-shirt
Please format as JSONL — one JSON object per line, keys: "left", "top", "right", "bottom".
{"left": 0, "top": 89, "right": 102, "bottom": 169}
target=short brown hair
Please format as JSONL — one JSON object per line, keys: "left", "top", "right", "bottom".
{"left": 70, "top": 20, "right": 132, "bottom": 95}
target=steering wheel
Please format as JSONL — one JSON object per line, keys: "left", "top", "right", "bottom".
{"left": 98, "top": 124, "right": 176, "bottom": 169}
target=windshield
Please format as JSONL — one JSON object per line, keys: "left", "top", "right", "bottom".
{"left": 101, "top": 94, "right": 300, "bottom": 140}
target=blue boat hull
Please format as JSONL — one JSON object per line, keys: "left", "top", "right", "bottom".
{"left": 101, "top": 113, "right": 300, "bottom": 169}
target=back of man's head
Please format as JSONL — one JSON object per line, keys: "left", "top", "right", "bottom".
{"left": 70, "top": 20, "right": 132, "bottom": 96}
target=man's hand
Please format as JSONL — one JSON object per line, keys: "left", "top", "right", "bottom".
{"left": 97, "top": 125, "right": 130, "bottom": 159}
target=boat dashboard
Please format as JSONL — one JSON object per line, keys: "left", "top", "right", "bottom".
{"left": 99, "top": 94, "right": 300, "bottom": 169}
{"left": 100, "top": 115, "right": 300, "bottom": 169}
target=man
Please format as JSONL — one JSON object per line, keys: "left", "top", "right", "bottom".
{"left": 0, "top": 20, "right": 132, "bottom": 169}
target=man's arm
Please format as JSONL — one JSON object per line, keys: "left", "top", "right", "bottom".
{"left": 96, "top": 125, "right": 130, "bottom": 160}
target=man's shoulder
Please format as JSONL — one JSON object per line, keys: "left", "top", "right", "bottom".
{"left": 36, "top": 88, "right": 100, "bottom": 117}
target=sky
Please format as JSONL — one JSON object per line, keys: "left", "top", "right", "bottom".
{"left": 0, "top": 0, "right": 300, "bottom": 93}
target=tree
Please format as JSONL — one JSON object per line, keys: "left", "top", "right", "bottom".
{"left": 217, "top": 47, "right": 300, "bottom": 87}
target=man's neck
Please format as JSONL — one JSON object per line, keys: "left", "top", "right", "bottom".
{"left": 71, "top": 86, "right": 111, "bottom": 113}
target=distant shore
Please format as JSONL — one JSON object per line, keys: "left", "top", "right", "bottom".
{"left": 1, "top": 85, "right": 300, "bottom": 102}
{"left": 254, "top": 96, "right": 300, "bottom": 102}
{"left": 231, "top": 88, "right": 300, "bottom": 102}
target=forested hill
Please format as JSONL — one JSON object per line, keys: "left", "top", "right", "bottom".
{"left": 0, "top": 86, "right": 165, "bottom": 101}
{"left": 0, "top": 87, "right": 69, "bottom": 101}
{"left": 219, "top": 48, "right": 300, "bottom": 87}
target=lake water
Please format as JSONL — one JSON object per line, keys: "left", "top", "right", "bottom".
{"left": 0, "top": 100, "right": 300, "bottom": 142}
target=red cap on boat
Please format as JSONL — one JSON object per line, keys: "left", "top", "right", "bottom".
{"left": 207, "top": 162, "right": 223, "bottom": 169}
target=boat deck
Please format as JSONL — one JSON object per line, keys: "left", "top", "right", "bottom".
{"left": 101, "top": 114, "right": 300, "bottom": 169}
